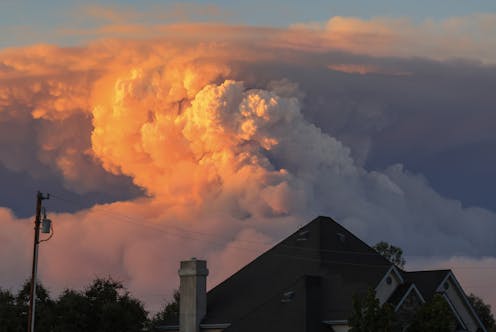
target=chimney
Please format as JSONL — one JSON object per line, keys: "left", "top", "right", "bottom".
{"left": 179, "top": 258, "right": 209, "bottom": 332}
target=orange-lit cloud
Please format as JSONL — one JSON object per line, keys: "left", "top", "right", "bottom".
{"left": 0, "top": 38, "right": 321, "bottom": 311}
{"left": 1, "top": 18, "right": 496, "bottom": 314}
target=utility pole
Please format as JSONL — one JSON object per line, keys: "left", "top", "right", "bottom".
{"left": 27, "top": 191, "right": 49, "bottom": 332}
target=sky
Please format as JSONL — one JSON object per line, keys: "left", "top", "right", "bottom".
{"left": 0, "top": 0, "right": 495, "bottom": 315}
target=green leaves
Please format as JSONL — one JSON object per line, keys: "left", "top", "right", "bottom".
{"left": 407, "top": 294, "right": 455, "bottom": 332}
{"left": 468, "top": 293, "right": 496, "bottom": 332}
{"left": 349, "top": 288, "right": 394, "bottom": 332}
{"left": 0, "top": 277, "right": 147, "bottom": 332}
{"left": 373, "top": 241, "right": 405, "bottom": 268}
{"left": 148, "top": 289, "right": 180, "bottom": 331}
{"left": 0, "top": 281, "right": 55, "bottom": 332}
{"left": 0, "top": 289, "right": 19, "bottom": 332}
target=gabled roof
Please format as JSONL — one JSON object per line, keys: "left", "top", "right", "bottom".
{"left": 399, "top": 270, "right": 487, "bottom": 332}
{"left": 158, "top": 216, "right": 487, "bottom": 332}
{"left": 204, "top": 216, "right": 393, "bottom": 330}
{"left": 389, "top": 283, "right": 425, "bottom": 312}
{"left": 401, "top": 269, "right": 450, "bottom": 300}
{"left": 387, "top": 282, "right": 413, "bottom": 308}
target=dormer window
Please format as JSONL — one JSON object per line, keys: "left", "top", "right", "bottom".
{"left": 281, "top": 291, "right": 295, "bottom": 303}
{"left": 296, "top": 230, "right": 309, "bottom": 242}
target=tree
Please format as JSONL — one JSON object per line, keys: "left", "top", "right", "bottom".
{"left": 83, "top": 277, "right": 148, "bottom": 332}
{"left": 348, "top": 288, "right": 394, "bottom": 332}
{"left": 53, "top": 289, "right": 91, "bottom": 332}
{"left": 0, "top": 277, "right": 147, "bottom": 331}
{"left": 15, "top": 280, "right": 56, "bottom": 332}
{"left": 0, "top": 288, "right": 19, "bottom": 332}
{"left": 373, "top": 241, "right": 405, "bottom": 268}
{"left": 407, "top": 294, "right": 455, "bottom": 332}
{"left": 149, "top": 289, "right": 180, "bottom": 331}
{"left": 468, "top": 293, "right": 496, "bottom": 331}
{"left": 0, "top": 280, "right": 56, "bottom": 332}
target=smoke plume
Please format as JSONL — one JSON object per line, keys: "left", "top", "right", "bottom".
{"left": 1, "top": 20, "right": 495, "bottom": 312}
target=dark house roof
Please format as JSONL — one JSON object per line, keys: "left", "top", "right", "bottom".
{"left": 385, "top": 270, "right": 451, "bottom": 309}
{"left": 159, "top": 216, "right": 486, "bottom": 332}
{"left": 387, "top": 282, "right": 414, "bottom": 308}
{"left": 401, "top": 270, "right": 450, "bottom": 300}
{"left": 204, "top": 216, "right": 392, "bottom": 331}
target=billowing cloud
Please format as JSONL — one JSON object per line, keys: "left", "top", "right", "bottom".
{"left": 0, "top": 20, "right": 495, "bottom": 313}
{"left": 290, "top": 14, "right": 496, "bottom": 62}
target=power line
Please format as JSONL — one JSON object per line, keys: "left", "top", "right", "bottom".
{"left": 47, "top": 193, "right": 496, "bottom": 271}
{"left": 47, "top": 193, "right": 394, "bottom": 255}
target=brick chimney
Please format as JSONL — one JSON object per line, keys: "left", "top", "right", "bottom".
{"left": 179, "top": 258, "right": 209, "bottom": 332}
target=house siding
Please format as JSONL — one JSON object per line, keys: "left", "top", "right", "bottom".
{"left": 376, "top": 268, "right": 402, "bottom": 305}
{"left": 441, "top": 278, "right": 479, "bottom": 332}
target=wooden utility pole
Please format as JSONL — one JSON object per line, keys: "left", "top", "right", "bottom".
{"left": 27, "top": 191, "right": 49, "bottom": 332}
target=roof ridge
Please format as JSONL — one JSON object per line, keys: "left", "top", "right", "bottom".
{"left": 404, "top": 269, "right": 451, "bottom": 273}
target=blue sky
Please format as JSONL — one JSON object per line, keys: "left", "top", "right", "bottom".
{"left": 2, "top": 0, "right": 496, "bottom": 47}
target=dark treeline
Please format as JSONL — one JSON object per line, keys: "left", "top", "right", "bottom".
{"left": 0, "top": 277, "right": 178, "bottom": 332}
{"left": 1, "top": 271, "right": 493, "bottom": 332}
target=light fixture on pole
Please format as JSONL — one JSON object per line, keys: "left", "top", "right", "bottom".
{"left": 27, "top": 191, "right": 51, "bottom": 332}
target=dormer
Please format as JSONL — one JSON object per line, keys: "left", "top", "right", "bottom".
{"left": 375, "top": 265, "right": 404, "bottom": 304}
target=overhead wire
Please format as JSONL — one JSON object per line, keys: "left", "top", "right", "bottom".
{"left": 47, "top": 193, "right": 406, "bottom": 256}
{"left": 47, "top": 192, "right": 496, "bottom": 271}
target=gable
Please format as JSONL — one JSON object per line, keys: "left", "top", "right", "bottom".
{"left": 375, "top": 266, "right": 404, "bottom": 305}
{"left": 402, "top": 269, "right": 450, "bottom": 300}
{"left": 394, "top": 285, "right": 424, "bottom": 331}
{"left": 437, "top": 273, "right": 487, "bottom": 332}
{"left": 205, "top": 216, "right": 393, "bottom": 327}
{"left": 159, "top": 216, "right": 487, "bottom": 332}
{"left": 397, "top": 270, "right": 486, "bottom": 332}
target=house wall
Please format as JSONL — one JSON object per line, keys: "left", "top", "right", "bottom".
{"left": 441, "top": 277, "right": 479, "bottom": 332}
{"left": 376, "top": 268, "right": 402, "bottom": 305}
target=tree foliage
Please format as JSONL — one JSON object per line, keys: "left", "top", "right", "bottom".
{"left": 348, "top": 288, "right": 394, "bottom": 332}
{"left": 373, "top": 241, "right": 406, "bottom": 268}
{"left": 0, "top": 280, "right": 58, "bottom": 332}
{"left": 468, "top": 293, "right": 496, "bottom": 331}
{"left": 0, "top": 277, "right": 147, "bottom": 332}
{"left": 53, "top": 289, "right": 90, "bottom": 332}
{"left": 407, "top": 294, "right": 455, "bottom": 332}
{"left": 84, "top": 277, "right": 145, "bottom": 332}
{"left": 149, "top": 289, "right": 180, "bottom": 331}
{"left": 0, "top": 288, "right": 19, "bottom": 332}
